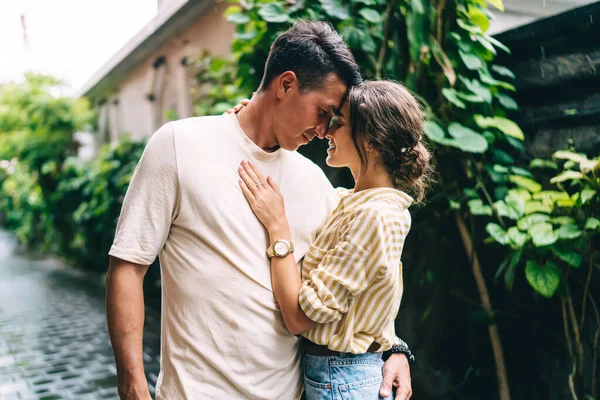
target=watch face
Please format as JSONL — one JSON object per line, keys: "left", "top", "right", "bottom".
{"left": 274, "top": 241, "right": 289, "bottom": 256}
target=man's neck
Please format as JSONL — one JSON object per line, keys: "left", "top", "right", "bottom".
{"left": 236, "top": 93, "right": 279, "bottom": 152}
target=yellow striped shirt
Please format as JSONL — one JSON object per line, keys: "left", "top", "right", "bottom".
{"left": 299, "top": 187, "right": 413, "bottom": 354}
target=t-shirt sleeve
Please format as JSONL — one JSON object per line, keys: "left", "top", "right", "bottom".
{"left": 108, "top": 122, "right": 179, "bottom": 266}
{"left": 298, "top": 206, "right": 389, "bottom": 324}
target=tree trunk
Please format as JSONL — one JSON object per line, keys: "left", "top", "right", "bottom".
{"left": 455, "top": 213, "right": 511, "bottom": 400}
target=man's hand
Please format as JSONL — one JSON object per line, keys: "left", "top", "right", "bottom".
{"left": 380, "top": 353, "right": 412, "bottom": 399}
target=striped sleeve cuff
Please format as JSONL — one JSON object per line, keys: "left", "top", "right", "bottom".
{"left": 298, "top": 280, "right": 343, "bottom": 324}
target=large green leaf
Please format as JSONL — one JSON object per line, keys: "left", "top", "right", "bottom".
{"left": 556, "top": 224, "right": 582, "bottom": 240}
{"left": 456, "top": 92, "right": 485, "bottom": 103}
{"left": 508, "top": 188, "right": 532, "bottom": 202}
{"left": 510, "top": 166, "right": 533, "bottom": 178}
{"left": 446, "top": 123, "right": 489, "bottom": 153}
{"left": 486, "top": 223, "right": 509, "bottom": 245}
{"left": 467, "top": 5, "right": 490, "bottom": 33}
{"left": 475, "top": 35, "right": 496, "bottom": 57}
{"left": 528, "top": 222, "right": 558, "bottom": 247}
{"left": 491, "top": 65, "right": 515, "bottom": 79}
{"left": 509, "top": 175, "right": 542, "bottom": 193}
{"left": 581, "top": 189, "right": 596, "bottom": 204}
{"left": 496, "top": 93, "right": 518, "bottom": 110}
{"left": 258, "top": 3, "right": 289, "bottom": 22}
{"left": 580, "top": 158, "right": 599, "bottom": 173}
{"left": 493, "top": 164, "right": 509, "bottom": 173}
{"left": 492, "top": 149, "right": 514, "bottom": 165}
{"left": 319, "top": 0, "right": 350, "bottom": 20}
{"left": 448, "top": 123, "right": 476, "bottom": 139}
{"left": 457, "top": 18, "right": 482, "bottom": 34}
{"left": 446, "top": 135, "right": 489, "bottom": 153}
{"left": 486, "top": 35, "right": 511, "bottom": 53}
{"left": 530, "top": 158, "right": 558, "bottom": 169}
{"left": 442, "top": 88, "right": 466, "bottom": 109}
{"left": 474, "top": 115, "right": 524, "bottom": 140}
{"left": 468, "top": 199, "right": 493, "bottom": 216}
{"left": 479, "top": 72, "right": 516, "bottom": 91}
{"left": 494, "top": 199, "right": 522, "bottom": 220}
{"left": 507, "top": 197, "right": 525, "bottom": 217}
{"left": 584, "top": 217, "right": 600, "bottom": 230}
{"left": 556, "top": 195, "right": 576, "bottom": 208}
{"left": 553, "top": 246, "right": 582, "bottom": 268}
{"left": 517, "top": 213, "right": 550, "bottom": 230}
{"left": 507, "top": 226, "right": 528, "bottom": 247}
{"left": 359, "top": 8, "right": 382, "bottom": 23}
{"left": 525, "top": 261, "right": 561, "bottom": 298}
{"left": 423, "top": 121, "right": 446, "bottom": 143}
{"left": 552, "top": 150, "right": 588, "bottom": 164}
{"left": 524, "top": 200, "right": 554, "bottom": 215}
{"left": 533, "top": 190, "right": 569, "bottom": 202}
{"left": 460, "top": 78, "right": 492, "bottom": 103}
{"left": 459, "top": 50, "right": 484, "bottom": 70}
{"left": 550, "top": 170, "right": 585, "bottom": 184}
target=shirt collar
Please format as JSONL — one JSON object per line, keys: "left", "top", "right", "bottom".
{"left": 339, "top": 187, "right": 414, "bottom": 213}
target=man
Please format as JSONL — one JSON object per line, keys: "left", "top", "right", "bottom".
{"left": 106, "top": 20, "right": 413, "bottom": 399}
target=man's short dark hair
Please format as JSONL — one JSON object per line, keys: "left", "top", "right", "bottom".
{"left": 259, "top": 20, "right": 362, "bottom": 92}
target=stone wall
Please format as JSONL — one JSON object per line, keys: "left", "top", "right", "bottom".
{"left": 494, "top": 2, "right": 600, "bottom": 157}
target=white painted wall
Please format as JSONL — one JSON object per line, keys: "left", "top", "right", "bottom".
{"left": 102, "top": 2, "right": 234, "bottom": 141}
{"left": 488, "top": 0, "right": 596, "bottom": 34}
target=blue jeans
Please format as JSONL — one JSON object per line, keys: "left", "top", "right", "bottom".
{"left": 303, "top": 352, "right": 394, "bottom": 400}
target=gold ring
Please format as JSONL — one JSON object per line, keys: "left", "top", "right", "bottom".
{"left": 255, "top": 181, "right": 263, "bottom": 187}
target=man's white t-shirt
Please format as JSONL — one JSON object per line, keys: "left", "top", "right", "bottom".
{"left": 109, "top": 113, "right": 339, "bottom": 399}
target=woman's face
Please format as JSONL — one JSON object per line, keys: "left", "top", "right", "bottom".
{"left": 325, "top": 100, "right": 363, "bottom": 170}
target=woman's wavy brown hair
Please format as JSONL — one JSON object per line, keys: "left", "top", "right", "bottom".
{"left": 348, "top": 80, "right": 434, "bottom": 203}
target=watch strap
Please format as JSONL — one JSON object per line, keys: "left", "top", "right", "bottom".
{"left": 382, "top": 336, "right": 415, "bottom": 365}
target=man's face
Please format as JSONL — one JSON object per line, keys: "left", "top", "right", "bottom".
{"left": 274, "top": 73, "right": 347, "bottom": 151}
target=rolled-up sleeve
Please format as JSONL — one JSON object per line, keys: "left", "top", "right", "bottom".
{"left": 299, "top": 207, "right": 387, "bottom": 324}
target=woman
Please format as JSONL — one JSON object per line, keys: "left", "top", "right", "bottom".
{"left": 238, "top": 81, "right": 432, "bottom": 399}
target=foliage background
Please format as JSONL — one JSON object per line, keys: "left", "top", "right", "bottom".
{"left": 192, "top": 0, "right": 600, "bottom": 397}
{"left": 0, "top": 0, "right": 598, "bottom": 398}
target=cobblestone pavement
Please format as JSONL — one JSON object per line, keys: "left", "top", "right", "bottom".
{"left": 0, "top": 231, "right": 161, "bottom": 400}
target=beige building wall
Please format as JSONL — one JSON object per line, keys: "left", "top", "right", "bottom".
{"left": 106, "top": 2, "right": 234, "bottom": 141}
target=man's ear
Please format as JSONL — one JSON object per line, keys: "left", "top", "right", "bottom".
{"left": 276, "top": 71, "right": 298, "bottom": 100}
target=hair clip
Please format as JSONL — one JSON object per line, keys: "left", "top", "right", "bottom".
{"left": 401, "top": 147, "right": 409, "bottom": 153}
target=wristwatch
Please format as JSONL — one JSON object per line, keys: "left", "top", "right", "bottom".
{"left": 267, "top": 239, "right": 294, "bottom": 259}
{"left": 383, "top": 336, "right": 415, "bottom": 365}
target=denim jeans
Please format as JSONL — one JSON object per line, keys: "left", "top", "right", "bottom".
{"left": 303, "top": 352, "right": 394, "bottom": 400}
